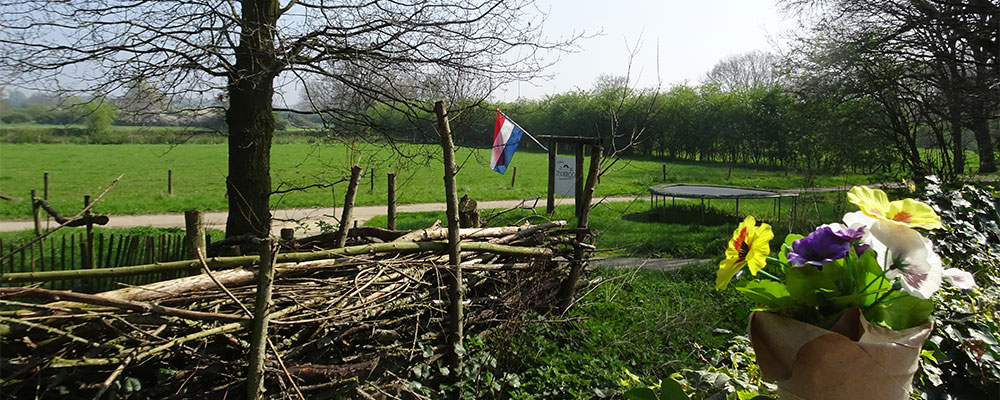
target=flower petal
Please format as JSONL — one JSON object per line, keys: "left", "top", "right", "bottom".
{"left": 887, "top": 198, "right": 943, "bottom": 230}
{"left": 848, "top": 186, "right": 891, "bottom": 219}
{"left": 716, "top": 257, "right": 744, "bottom": 290}
{"left": 943, "top": 268, "right": 976, "bottom": 289}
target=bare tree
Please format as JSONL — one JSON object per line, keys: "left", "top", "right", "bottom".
{"left": 703, "top": 50, "right": 782, "bottom": 91}
{"left": 0, "top": 0, "right": 574, "bottom": 237}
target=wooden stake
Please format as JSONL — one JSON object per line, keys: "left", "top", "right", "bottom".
{"left": 168, "top": 169, "right": 173, "bottom": 196}
{"left": 434, "top": 100, "right": 464, "bottom": 383}
{"left": 547, "top": 139, "right": 557, "bottom": 214}
{"left": 575, "top": 143, "right": 584, "bottom": 218}
{"left": 247, "top": 239, "right": 276, "bottom": 400}
{"left": 387, "top": 172, "right": 397, "bottom": 230}
{"left": 84, "top": 196, "right": 95, "bottom": 270}
{"left": 31, "top": 190, "right": 41, "bottom": 237}
{"left": 662, "top": 164, "right": 667, "bottom": 181}
{"left": 335, "top": 166, "right": 363, "bottom": 248}
{"left": 184, "top": 210, "right": 206, "bottom": 260}
{"left": 369, "top": 167, "right": 374, "bottom": 193}
{"left": 43, "top": 172, "right": 50, "bottom": 200}
{"left": 510, "top": 166, "right": 517, "bottom": 188}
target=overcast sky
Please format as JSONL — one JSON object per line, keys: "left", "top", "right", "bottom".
{"left": 493, "top": 0, "right": 799, "bottom": 101}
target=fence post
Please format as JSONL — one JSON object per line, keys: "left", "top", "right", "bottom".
{"left": 43, "top": 172, "right": 50, "bottom": 200}
{"left": 369, "top": 167, "right": 375, "bottom": 193}
{"left": 510, "top": 166, "right": 517, "bottom": 188}
{"left": 662, "top": 164, "right": 666, "bottom": 181}
{"left": 335, "top": 166, "right": 363, "bottom": 248}
{"left": 31, "top": 190, "right": 41, "bottom": 237}
{"left": 184, "top": 210, "right": 206, "bottom": 260}
{"left": 247, "top": 239, "right": 276, "bottom": 400}
{"left": 84, "top": 195, "right": 95, "bottom": 270}
{"left": 168, "top": 169, "right": 173, "bottom": 196}
{"left": 387, "top": 172, "right": 397, "bottom": 230}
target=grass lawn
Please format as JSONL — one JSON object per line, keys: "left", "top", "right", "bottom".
{"left": 0, "top": 143, "right": 885, "bottom": 220}
{"left": 367, "top": 190, "right": 853, "bottom": 259}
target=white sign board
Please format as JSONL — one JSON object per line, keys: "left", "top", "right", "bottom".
{"left": 554, "top": 156, "right": 575, "bottom": 197}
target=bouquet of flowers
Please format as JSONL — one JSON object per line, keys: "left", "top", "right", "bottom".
{"left": 716, "top": 186, "right": 975, "bottom": 400}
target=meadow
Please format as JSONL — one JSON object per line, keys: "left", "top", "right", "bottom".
{"left": 0, "top": 142, "right": 882, "bottom": 220}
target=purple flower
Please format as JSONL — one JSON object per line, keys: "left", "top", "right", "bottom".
{"left": 787, "top": 226, "right": 853, "bottom": 267}
{"left": 831, "top": 225, "right": 865, "bottom": 242}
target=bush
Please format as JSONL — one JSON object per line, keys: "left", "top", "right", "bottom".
{"left": 1, "top": 112, "right": 31, "bottom": 123}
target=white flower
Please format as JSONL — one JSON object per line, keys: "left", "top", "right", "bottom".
{"left": 868, "top": 221, "right": 944, "bottom": 299}
{"left": 943, "top": 268, "right": 976, "bottom": 289}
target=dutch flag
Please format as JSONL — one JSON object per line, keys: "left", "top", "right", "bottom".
{"left": 491, "top": 110, "right": 525, "bottom": 174}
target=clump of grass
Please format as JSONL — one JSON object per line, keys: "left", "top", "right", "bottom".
{"left": 492, "top": 263, "right": 752, "bottom": 399}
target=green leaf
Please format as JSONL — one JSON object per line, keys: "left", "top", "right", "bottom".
{"left": 865, "top": 295, "right": 933, "bottom": 330}
{"left": 660, "top": 377, "right": 689, "bottom": 400}
{"left": 736, "top": 280, "right": 795, "bottom": 309}
{"left": 778, "top": 234, "right": 803, "bottom": 265}
{"left": 623, "top": 387, "right": 658, "bottom": 400}
{"left": 785, "top": 262, "right": 840, "bottom": 307}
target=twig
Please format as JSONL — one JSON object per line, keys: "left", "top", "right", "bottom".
{"left": 0, "top": 315, "right": 120, "bottom": 351}
{"left": 92, "top": 351, "right": 137, "bottom": 400}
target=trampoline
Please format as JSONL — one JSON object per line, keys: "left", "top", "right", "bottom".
{"left": 647, "top": 184, "right": 798, "bottom": 222}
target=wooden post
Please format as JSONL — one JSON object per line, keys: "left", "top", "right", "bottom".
{"left": 183, "top": 210, "right": 206, "bottom": 260}
{"left": 387, "top": 172, "right": 397, "bottom": 230}
{"left": 43, "top": 172, "right": 50, "bottom": 200}
{"left": 31, "top": 190, "right": 41, "bottom": 237}
{"left": 84, "top": 195, "right": 95, "bottom": 270}
{"left": 559, "top": 145, "right": 602, "bottom": 312}
{"left": 335, "top": 166, "right": 363, "bottom": 248}
{"left": 434, "top": 100, "right": 464, "bottom": 382}
{"left": 546, "top": 139, "right": 557, "bottom": 215}
{"left": 662, "top": 164, "right": 666, "bottom": 181}
{"left": 247, "top": 239, "right": 276, "bottom": 400}
{"left": 168, "top": 169, "right": 173, "bottom": 196}
{"left": 369, "top": 167, "right": 375, "bottom": 193}
{"left": 510, "top": 166, "right": 517, "bottom": 188}
{"left": 575, "top": 143, "right": 584, "bottom": 218}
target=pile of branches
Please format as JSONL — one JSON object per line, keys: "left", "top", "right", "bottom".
{"left": 0, "top": 221, "right": 581, "bottom": 399}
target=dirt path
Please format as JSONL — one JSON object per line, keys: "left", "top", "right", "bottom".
{"left": 1, "top": 196, "right": 643, "bottom": 236}
{"left": 0, "top": 183, "right": 895, "bottom": 236}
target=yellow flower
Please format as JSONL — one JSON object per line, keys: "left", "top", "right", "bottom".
{"left": 847, "top": 186, "right": 942, "bottom": 230}
{"left": 716, "top": 216, "right": 773, "bottom": 290}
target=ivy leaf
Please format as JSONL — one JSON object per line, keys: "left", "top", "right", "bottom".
{"left": 623, "top": 387, "right": 658, "bottom": 400}
{"left": 659, "top": 377, "right": 688, "bottom": 400}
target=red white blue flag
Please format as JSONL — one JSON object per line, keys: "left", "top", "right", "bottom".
{"left": 491, "top": 110, "right": 524, "bottom": 174}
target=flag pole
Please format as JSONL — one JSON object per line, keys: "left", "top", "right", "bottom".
{"left": 497, "top": 108, "right": 548, "bottom": 152}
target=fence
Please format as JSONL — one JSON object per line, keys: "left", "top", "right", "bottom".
{"left": 0, "top": 232, "right": 191, "bottom": 293}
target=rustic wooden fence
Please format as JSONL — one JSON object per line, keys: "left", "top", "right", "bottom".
{"left": 0, "top": 232, "right": 190, "bottom": 292}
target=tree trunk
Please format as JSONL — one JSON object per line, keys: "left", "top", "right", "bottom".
{"left": 971, "top": 113, "right": 997, "bottom": 174}
{"left": 225, "top": 0, "right": 279, "bottom": 238}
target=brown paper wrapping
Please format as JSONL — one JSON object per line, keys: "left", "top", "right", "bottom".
{"left": 749, "top": 308, "right": 932, "bottom": 400}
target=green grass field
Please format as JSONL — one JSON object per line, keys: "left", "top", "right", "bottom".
{"left": 0, "top": 143, "right": 883, "bottom": 220}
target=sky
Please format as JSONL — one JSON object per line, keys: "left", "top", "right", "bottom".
{"left": 494, "top": 0, "right": 799, "bottom": 101}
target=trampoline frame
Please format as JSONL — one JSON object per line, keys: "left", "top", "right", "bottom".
{"left": 647, "top": 184, "right": 798, "bottom": 222}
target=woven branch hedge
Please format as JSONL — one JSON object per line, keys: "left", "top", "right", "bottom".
{"left": 0, "top": 221, "right": 583, "bottom": 399}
